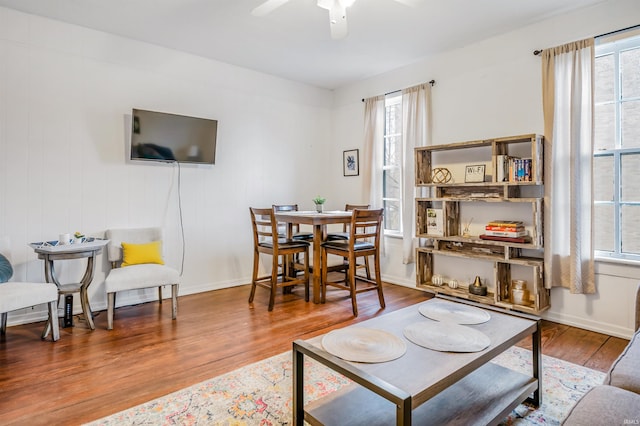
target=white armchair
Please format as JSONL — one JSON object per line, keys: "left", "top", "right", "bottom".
{"left": 0, "top": 252, "right": 60, "bottom": 341}
{"left": 104, "top": 227, "right": 180, "bottom": 330}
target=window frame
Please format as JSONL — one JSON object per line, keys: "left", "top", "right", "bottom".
{"left": 593, "top": 33, "right": 640, "bottom": 262}
{"left": 382, "top": 92, "right": 403, "bottom": 237}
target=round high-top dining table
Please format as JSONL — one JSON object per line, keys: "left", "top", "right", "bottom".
{"left": 274, "top": 210, "right": 352, "bottom": 304}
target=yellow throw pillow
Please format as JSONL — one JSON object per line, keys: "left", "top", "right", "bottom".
{"left": 121, "top": 241, "right": 164, "bottom": 267}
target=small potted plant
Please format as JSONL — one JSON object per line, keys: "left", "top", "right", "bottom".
{"left": 73, "top": 231, "right": 85, "bottom": 244}
{"left": 312, "top": 196, "right": 326, "bottom": 213}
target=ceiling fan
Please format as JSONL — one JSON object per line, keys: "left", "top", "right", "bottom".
{"left": 252, "top": 0, "right": 420, "bottom": 40}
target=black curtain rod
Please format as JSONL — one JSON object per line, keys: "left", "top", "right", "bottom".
{"left": 361, "top": 80, "right": 435, "bottom": 102}
{"left": 533, "top": 24, "right": 640, "bottom": 56}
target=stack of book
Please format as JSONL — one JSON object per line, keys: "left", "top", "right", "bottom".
{"left": 496, "top": 155, "right": 533, "bottom": 182}
{"left": 480, "top": 220, "right": 530, "bottom": 243}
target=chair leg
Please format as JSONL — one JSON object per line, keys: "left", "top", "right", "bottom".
{"left": 373, "top": 253, "right": 385, "bottom": 309}
{"left": 107, "top": 292, "right": 116, "bottom": 330}
{"left": 47, "top": 300, "right": 60, "bottom": 341}
{"left": 268, "top": 254, "right": 279, "bottom": 311}
{"left": 1, "top": 312, "right": 6, "bottom": 335}
{"left": 321, "top": 248, "right": 328, "bottom": 304}
{"left": 171, "top": 284, "right": 178, "bottom": 319}
{"left": 364, "top": 256, "right": 372, "bottom": 280}
{"left": 349, "top": 254, "right": 359, "bottom": 317}
{"left": 248, "top": 250, "right": 260, "bottom": 303}
{"left": 304, "top": 248, "right": 310, "bottom": 302}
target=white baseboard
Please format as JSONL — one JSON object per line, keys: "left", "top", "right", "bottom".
{"left": 382, "top": 273, "right": 636, "bottom": 340}
{"left": 542, "top": 310, "right": 634, "bottom": 340}
{"left": 7, "top": 275, "right": 635, "bottom": 340}
{"left": 4, "top": 277, "right": 251, "bottom": 329}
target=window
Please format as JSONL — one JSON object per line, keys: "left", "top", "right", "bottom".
{"left": 594, "top": 32, "right": 640, "bottom": 261}
{"left": 383, "top": 93, "right": 402, "bottom": 235}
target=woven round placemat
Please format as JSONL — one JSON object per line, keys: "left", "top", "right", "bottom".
{"left": 403, "top": 321, "right": 491, "bottom": 353}
{"left": 321, "top": 327, "right": 407, "bottom": 363}
{"left": 418, "top": 299, "right": 491, "bottom": 325}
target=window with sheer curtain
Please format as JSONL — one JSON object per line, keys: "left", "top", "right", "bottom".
{"left": 594, "top": 32, "right": 640, "bottom": 262}
{"left": 382, "top": 93, "right": 403, "bottom": 236}
{"left": 362, "top": 83, "right": 431, "bottom": 264}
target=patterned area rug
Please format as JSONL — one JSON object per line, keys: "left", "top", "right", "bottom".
{"left": 86, "top": 346, "right": 605, "bottom": 426}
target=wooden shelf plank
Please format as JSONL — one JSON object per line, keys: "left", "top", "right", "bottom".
{"left": 305, "top": 362, "right": 538, "bottom": 426}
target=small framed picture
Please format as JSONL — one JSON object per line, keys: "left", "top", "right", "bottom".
{"left": 343, "top": 149, "right": 359, "bottom": 176}
{"left": 465, "top": 164, "right": 485, "bottom": 183}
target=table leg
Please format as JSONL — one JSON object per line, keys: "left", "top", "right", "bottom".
{"left": 79, "top": 255, "right": 96, "bottom": 330}
{"left": 311, "top": 225, "right": 324, "bottom": 303}
{"left": 525, "top": 318, "right": 542, "bottom": 407}
{"left": 283, "top": 223, "right": 295, "bottom": 294}
{"left": 44, "top": 258, "right": 59, "bottom": 286}
{"left": 532, "top": 318, "right": 542, "bottom": 406}
{"left": 293, "top": 344, "right": 305, "bottom": 425}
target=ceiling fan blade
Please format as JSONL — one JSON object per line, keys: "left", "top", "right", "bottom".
{"left": 393, "top": 0, "right": 423, "bottom": 7}
{"left": 328, "top": 3, "right": 348, "bottom": 39}
{"left": 251, "top": 0, "right": 291, "bottom": 16}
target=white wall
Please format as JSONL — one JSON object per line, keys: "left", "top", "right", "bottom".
{"left": 3, "top": 1, "right": 640, "bottom": 339}
{"left": 333, "top": 0, "right": 640, "bottom": 339}
{"left": 0, "top": 6, "right": 336, "bottom": 325}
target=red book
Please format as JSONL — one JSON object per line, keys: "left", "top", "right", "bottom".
{"left": 485, "top": 225, "right": 525, "bottom": 232}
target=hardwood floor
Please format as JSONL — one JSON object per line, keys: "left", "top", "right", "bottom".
{"left": 0, "top": 283, "right": 629, "bottom": 425}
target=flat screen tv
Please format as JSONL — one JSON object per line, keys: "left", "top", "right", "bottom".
{"left": 130, "top": 108, "right": 217, "bottom": 165}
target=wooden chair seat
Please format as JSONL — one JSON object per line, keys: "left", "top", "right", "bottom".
{"left": 259, "top": 240, "right": 310, "bottom": 249}
{"left": 322, "top": 240, "right": 375, "bottom": 251}
{"left": 325, "top": 231, "right": 349, "bottom": 241}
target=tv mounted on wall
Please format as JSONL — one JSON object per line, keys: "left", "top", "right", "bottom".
{"left": 130, "top": 108, "right": 218, "bottom": 165}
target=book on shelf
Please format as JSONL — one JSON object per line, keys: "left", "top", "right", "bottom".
{"left": 484, "top": 229, "right": 528, "bottom": 238}
{"left": 487, "top": 220, "right": 523, "bottom": 227}
{"left": 480, "top": 234, "right": 532, "bottom": 243}
{"left": 485, "top": 224, "right": 525, "bottom": 232}
{"left": 426, "top": 208, "right": 443, "bottom": 236}
{"left": 496, "top": 154, "right": 507, "bottom": 182}
{"left": 495, "top": 156, "right": 534, "bottom": 183}
{"left": 509, "top": 158, "right": 533, "bottom": 182}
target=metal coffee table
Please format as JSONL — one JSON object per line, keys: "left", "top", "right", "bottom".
{"left": 293, "top": 295, "right": 541, "bottom": 425}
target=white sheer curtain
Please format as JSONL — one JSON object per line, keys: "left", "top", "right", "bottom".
{"left": 361, "top": 96, "right": 385, "bottom": 208}
{"left": 361, "top": 95, "right": 385, "bottom": 255}
{"left": 542, "top": 38, "right": 595, "bottom": 294}
{"left": 401, "top": 83, "right": 432, "bottom": 264}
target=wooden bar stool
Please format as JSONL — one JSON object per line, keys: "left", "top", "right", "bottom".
{"left": 249, "top": 207, "right": 310, "bottom": 311}
{"left": 320, "top": 208, "right": 385, "bottom": 316}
